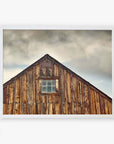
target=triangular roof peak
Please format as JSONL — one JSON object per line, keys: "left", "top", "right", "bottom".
{"left": 3, "top": 54, "right": 112, "bottom": 101}
{"left": 44, "top": 54, "right": 50, "bottom": 57}
{"left": 38, "top": 54, "right": 52, "bottom": 61}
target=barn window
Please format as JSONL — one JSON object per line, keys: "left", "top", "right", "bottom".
{"left": 41, "top": 79, "right": 58, "bottom": 93}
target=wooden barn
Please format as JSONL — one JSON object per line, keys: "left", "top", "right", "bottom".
{"left": 3, "top": 54, "right": 112, "bottom": 115}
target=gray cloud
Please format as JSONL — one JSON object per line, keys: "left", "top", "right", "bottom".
{"left": 3, "top": 30, "right": 112, "bottom": 78}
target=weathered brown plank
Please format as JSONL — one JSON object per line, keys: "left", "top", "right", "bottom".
{"left": 49, "top": 103, "right": 53, "bottom": 114}
{"left": 62, "top": 102, "right": 66, "bottom": 114}
{"left": 28, "top": 70, "right": 33, "bottom": 114}
{"left": 68, "top": 102, "right": 72, "bottom": 114}
{"left": 46, "top": 96, "right": 49, "bottom": 114}
{"left": 7, "top": 85, "right": 10, "bottom": 111}
{"left": 52, "top": 95, "right": 56, "bottom": 103}
{"left": 83, "top": 84, "right": 90, "bottom": 114}
{"left": 77, "top": 80, "right": 81, "bottom": 114}
{"left": 22, "top": 74, "right": 27, "bottom": 103}
{"left": 22, "top": 103, "right": 27, "bottom": 114}
{"left": 92, "top": 90, "right": 96, "bottom": 114}
{"left": 63, "top": 70, "right": 68, "bottom": 114}
{"left": 71, "top": 77, "right": 76, "bottom": 103}
{"left": 54, "top": 64, "right": 59, "bottom": 77}
{"left": 73, "top": 102, "right": 77, "bottom": 114}
{"left": 7, "top": 103, "right": 13, "bottom": 114}
{"left": 74, "top": 78, "right": 77, "bottom": 114}
{"left": 42, "top": 95, "right": 46, "bottom": 103}
{"left": 36, "top": 80, "right": 41, "bottom": 103}
{"left": 108, "top": 101, "right": 112, "bottom": 114}
{"left": 94, "top": 92, "right": 101, "bottom": 114}
{"left": 81, "top": 82, "right": 85, "bottom": 114}
{"left": 21, "top": 74, "right": 27, "bottom": 114}
{"left": 104, "top": 99, "right": 108, "bottom": 114}
{"left": 28, "top": 103, "right": 33, "bottom": 114}
{"left": 60, "top": 68, "right": 64, "bottom": 114}
{"left": 52, "top": 103, "right": 56, "bottom": 114}
{"left": 36, "top": 65, "right": 40, "bottom": 79}
{"left": 3, "top": 104, "right": 7, "bottom": 114}
{"left": 35, "top": 65, "right": 41, "bottom": 113}
{"left": 3, "top": 87, "right": 7, "bottom": 104}
{"left": 9, "top": 83, "right": 14, "bottom": 114}
{"left": 32, "top": 67, "right": 36, "bottom": 114}
{"left": 90, "top": 89, "right": 96, "bottom": 114}
{"left": 13, "top": 79, "right": 20, "bottom": 114}
{"left": 99, "top": 95, "right": 105, "bottom": 114}
{"left": 55, "top": 103, "right": 60, "bottom": 114}
{"left": 48, "top": 68, "right": 53, "bottom": 76}
{"left": 67, "top": 73, "right": 71, "bottom": 103}
{"left": 71, "top": 102, "right": 74, "bottom": 114}
{"left": 48, "top": 94, "right": 53, "bottom": 103}
{"left": 37, "top": 103, "right": 41, "bottom": 114}
{"left": 20, "top": 77, "right": 22, "bottom": 114}
{"left": 15, "top": 79, "right": 20, "bottom": 103}
{"left": 42, "top": 67, "right": 46, "bottom": 76}
{"left": 13, "top": 103, "right": 20, "bottom": 114}
{"left": 41, "top": 103, "right": 46, "bottom": 114}
{"left": 3, "top": 86, "right": 8, "bottom": 114}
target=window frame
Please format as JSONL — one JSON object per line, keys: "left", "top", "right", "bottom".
{"left": 39, "top": 77, "right": 60, "bottom": 94}
{"left": 41, "top": 80, "right": 56, "bottom": 93}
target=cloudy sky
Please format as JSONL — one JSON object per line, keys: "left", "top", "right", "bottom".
{"left": 3, "top": 30, "right": 112, "bottom": 97}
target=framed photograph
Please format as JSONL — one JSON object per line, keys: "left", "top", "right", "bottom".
{"left": 0, "top": 26, "right": 113, "bottom": 118}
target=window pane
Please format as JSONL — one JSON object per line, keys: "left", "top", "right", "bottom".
{"left": 52, "top": 80, "right": 56, "bottom": 85}
{"left": 47, "top": 80, "right": 51, "bottom": 85}
{"left": 52, "top": 86, "right": 56, "bottom": 92}
{"left": 41, "top": 79, "right": 58, "bottom": 93}
{"left": 42, "top": 80, "right": 46, "bottom": 85}
{"left": 47, "top": 86, "right": 51, "bottom": 92}
{"left": 42, "top": 86, "right": 46, "bottom": 92}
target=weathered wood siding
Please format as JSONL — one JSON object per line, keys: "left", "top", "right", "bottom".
{"left": 3, "top": 55, "right": 112, "bottom": 115}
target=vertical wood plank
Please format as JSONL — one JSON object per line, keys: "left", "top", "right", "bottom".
{"left": 3, "top": 104, "right": 7, "bottom": 114}
{"left": 81, "top": 82, "right": 85, "bottom": 114}
{"left": 49, "top": 103, "right": 53, "bottom": 114}
{"left": 99, "top": 95, "right": 105, "bottom": 114}
{"left": 94, "top": 92, "right": 101, "bottom": 114}
{"left": 54, "top": 64, "right": 59, "bottom": 76}
{"left": 83, "top": 84, "right": 89, "bottom": 114}
{"left": 14, "top": 103, "right": 20, "bottom": 114}
{"left": 60, "top": 68, "right": 64, "bottom": 114}
{"left": 67, "top": 73, "right": 71, "bottom": 103}
{"left": 32, "top": 67, "right": 36, "bottom": 114}
{"left": 77, "top": 80, "right": 81, "bottom": 114}
{"left": 3, "top": 87, "right": 8, "bottom": 114}
{"left": 13, "top": 79, "right": 20, "bottom": 114}
{"left": 37, "top": 103, "right": 41, "bottom": 114}
{"left": 90, "top": 89, "right": 96, "bottom": 114}
{"left": 15, "top": 79, "right": 20, "bottom": 103}
{"left": 20, "top": 77, "right": 22, "bottom": 114}
{"left": 104, "top": 99, "right": 108, "bottom": 114}
{"left": 7, "top": 103, "right": 13, "bottom": 114}
{"left": 35, "top": 65, "right": 41, "bottom": 104}
{"left": 108, "top": 101, "right": 112, "bottom": 114}
{"left": 28, "top": 70, "right": 33, "bottom": 114}
{"left": 55, "top": 103, "right": 60, "bottom": 114}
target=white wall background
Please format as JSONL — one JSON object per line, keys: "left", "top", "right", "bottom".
{"left": 0, "top": 0, "right": 114, "bottom": 144}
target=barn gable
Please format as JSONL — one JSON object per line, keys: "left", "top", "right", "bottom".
{"left": 3, "top": 54, "right": 112, "bottom": 114}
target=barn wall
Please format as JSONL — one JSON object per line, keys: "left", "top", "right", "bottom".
{"left": 3, "top": 59, "right": 61, "bottom": 114}
{"left": 3, "top": 58, "right": 112, "bottom": 115}
{"left": 59, "top": 67, "right": 112, "bottom": 114}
